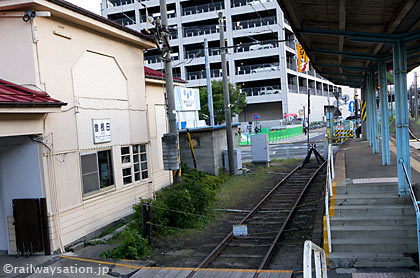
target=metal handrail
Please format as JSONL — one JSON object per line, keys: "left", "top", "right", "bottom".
{"left": 324, "top": 144, "right": 333, "bottom": 253}
{"left": 400, "top": 160, "right": 420, "bottom": 270}
{"left": 401, "top": 161, "right": 419, "bottom": 213}
{"left": 303, "top": 240, "right": 328, "bottom": 278}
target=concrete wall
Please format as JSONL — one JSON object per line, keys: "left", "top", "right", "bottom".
{"left": 179, "top": 126, "right": 238, "bottom": 175}
{"left": 0, "top": 18, "right": 37, "bottom": 86}
{"left": 32, "top": 14, "right": 154, "bottom": 249}
{"left": 0, "top": 10, "right": 158, "bottom": 251}
{"left": 0, "top": 136, "right": 44, "bottom": 254}
{"left": 239, "top": 102, "right": 283, "bottom": 122}
{"left": 145, "top": 80, "right": 172, "bottom": 192}
{"left": 287, "top": 92, "right": 329, "bottom": 122}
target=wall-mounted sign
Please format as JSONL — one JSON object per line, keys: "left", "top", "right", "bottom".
{"left": 92, "top": 119, "right": 111, "bottom": 144}
{"left": 297, "top": 43, "right": 309, "bottom": 72}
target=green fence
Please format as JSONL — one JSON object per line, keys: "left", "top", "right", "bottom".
{"left": 238, "top": 126, "right": 303, "bottom": 146}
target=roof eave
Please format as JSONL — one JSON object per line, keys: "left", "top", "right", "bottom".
{"left": 0, "top": 0, "right": 156, "bottom": 49}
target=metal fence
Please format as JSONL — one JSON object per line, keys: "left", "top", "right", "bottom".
{"left": 238, "top": 126, "right": 302, "bottom": 146}
{"left": 183, "top": 2, "right": 224, "bottom": 16}
{"left": 233, "top": 16, "right": 276, "bottom": 30}
{"left": 183, "top": 25, "right": 220, "bottom": 38}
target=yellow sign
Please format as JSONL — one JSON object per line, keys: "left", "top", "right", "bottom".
{"left": 297, "top": 43, "right": 309, "bottom": 72}
{"left": 361, "top": 100, "right": 366, "bottom": 121}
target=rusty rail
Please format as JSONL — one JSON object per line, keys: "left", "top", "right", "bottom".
{"left": 187, "top": 161, "right": 326, "bottom": 277}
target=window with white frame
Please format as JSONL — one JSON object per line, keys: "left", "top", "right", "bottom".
{"left": 121, "top": 144, "right": 149, "bottom": 185}
{"left": 81, "top": 149, "right": 114, "bottom": 196}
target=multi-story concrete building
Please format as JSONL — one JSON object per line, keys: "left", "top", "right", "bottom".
{"left": 101, "top": 0, "right": 352, "bottom": 123}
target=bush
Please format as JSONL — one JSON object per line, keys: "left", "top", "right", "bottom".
{"left": 100, "top": 227, "right": 149, "bottom": 260}
{"left": 133, "top": 168, "right": 225, "bottom": 234}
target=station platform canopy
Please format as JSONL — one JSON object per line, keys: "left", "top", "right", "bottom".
{"left": 278, "top": 0, "right": 420, "bottom": 88}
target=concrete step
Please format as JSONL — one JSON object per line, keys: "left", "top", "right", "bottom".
{"left": 332, "top": 205, "right": 415, "bottom": 217}
{"left": 328, "top": 252, "right": 417, "bottom": 268}
{"left": 330, "top": 215, "right": 417, "bottom": 226}
{"left": 336, "top": 183, "right": 397, "bottom": 194}
{"left": 330, "top": 225, "right": 417, "bottom": 239}
{"left": 334, "top": 193, "right": 412, "bottom": 205}
{"left": 331, "top": 238, "right": 418, "bottom": 253}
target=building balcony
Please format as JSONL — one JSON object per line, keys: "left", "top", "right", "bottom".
{"left": 287, "top": 61, "right": 297, "bottom": 71}
{"left": 299, "top": 86, "right": 308, "bottom": 94}
{"left": 183, "top": 25, "right": 220, "bottom": 38}
{"left": 234, "top": 46, "right": 279, "bottom": 60}
{"left": 182, "top": 25, "right": 222, "bottom": 44}
{"left": 230, "top": 0, "right": 277, "bottom": 16}
{"left": 185, "top": 69, "right": 223, "bottom": 87}
{"left": 235, "top": 63, "right": 280, "bottom": 83}
{"left": 144, "top": 54, "right": 179, "bottom": 66}
{"left": 246, "top": 93, "right": 282, "bottom": 104}
{"left": 236, "top": 63, "right": 279, "bottom": 75}
{"left": 112, "top": 17, "right": 136, "bottom": 27}
{"left": 183, "top": 2, "right": 224, "bottom": 16}
{"left": 233, "top": 16, "right": 276, "bottom": 31}
{"left": 288, "top": 84, "right": 297, "bottom": 93}
{"left": 316, "top": 89, "right": 323, "bottom": 96}
{"left": 186, "top": 69, "right": 222, "bottom": 81}
{"left": 232, "top": 0, "right": 275, "bottom": 8}
{"left": 285, "top": 39, "right": 296, "bottom": 50}
{"left": 105, "top": 0, "right": 135, "bottom": 8}
{"left": 242, "top": 85, "right": 281, "bottom": 97}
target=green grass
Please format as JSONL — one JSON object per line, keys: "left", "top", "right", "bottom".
{"left": 389, "top": 116, "right": 396, "bottom": 133}
{"left": 215, "top": 158, "right": 300, "bottom": 209}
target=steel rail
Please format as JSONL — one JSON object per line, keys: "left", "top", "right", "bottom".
{"left": 253, "top": 160, "right": 327, "bottom": 277}
{"left": 186, "top": 165, "right": 302, "bottom": 278}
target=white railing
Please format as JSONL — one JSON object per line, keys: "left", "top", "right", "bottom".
{"left": 400, "top": 160, "right": 420, "bottom": 269}
{"left": 303, "top": 240, "right": 328, "bottom": 278}
{"left": 324, "top": 144, "right": 334, "bottom": 253}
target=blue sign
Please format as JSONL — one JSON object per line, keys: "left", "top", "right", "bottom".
{"left": 349, "top": 101, "right": 355, "bottom": 113}
{"left": 253, "top": 113, "right": 260, "bottom": 120}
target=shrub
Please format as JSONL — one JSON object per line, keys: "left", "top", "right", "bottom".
{"left": 100, "top": 227, "right": 149, "bottom": 260}
{"left": 132, "top": 168, "right": 225, "bottom": 234}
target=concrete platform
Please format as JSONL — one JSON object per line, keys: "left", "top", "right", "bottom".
{"left": 328, "top": 139, "right": 420, "bottom": 269}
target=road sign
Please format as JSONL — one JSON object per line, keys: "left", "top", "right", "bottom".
{"left": 349, "top": 100, "right": 355, "bottom": 112}
{"left": 252, "top": 113, "right": 260, "bottom": 120}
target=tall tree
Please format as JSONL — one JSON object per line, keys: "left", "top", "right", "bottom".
{"left": 199, "top": 80, "right": 246, "bottom": 125}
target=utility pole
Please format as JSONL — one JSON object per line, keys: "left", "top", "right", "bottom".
{"left": 219, "top": 12, "right": 235, "bottom": 176}
{"left": 307, "top": 88, "right": 310, "bottom": 148}
{"left": 160, "top": 0, "right": 180, "bottom": 183}
{"left": 415, "top": 71, "right": 418, "bottom": 121}
{"left": 204, "top": 38, "right": 215, "bottom": 126}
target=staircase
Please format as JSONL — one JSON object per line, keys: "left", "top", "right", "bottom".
{"left": 328, "top": 181, "right": 418, "bottom": 268}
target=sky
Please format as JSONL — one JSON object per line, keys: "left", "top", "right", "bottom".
{"left": 67, "top": 0, "right": 101, "bottom": 15}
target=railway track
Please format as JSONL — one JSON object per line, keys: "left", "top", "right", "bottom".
{"left": 187, "top": 161, "right": 327, "bottom": 277}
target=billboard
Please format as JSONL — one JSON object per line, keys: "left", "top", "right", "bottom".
{"left": 297, "top": 43, "right": 309, "bottom": 72}
{"left": 175, "top": 86, "right": 200, "bottom": 111}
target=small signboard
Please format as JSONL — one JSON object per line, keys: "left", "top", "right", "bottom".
{"left": 349, "top": 100, "right": 355, "bottom": 113}
{"left": 252, "top": 113, "right": 260, "bottom": 121}
{"left": 92, "top": 119, "right": 111, "bottom": 144}
{"left": 233, "top": 225, "right": 248, "bottom": 236}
